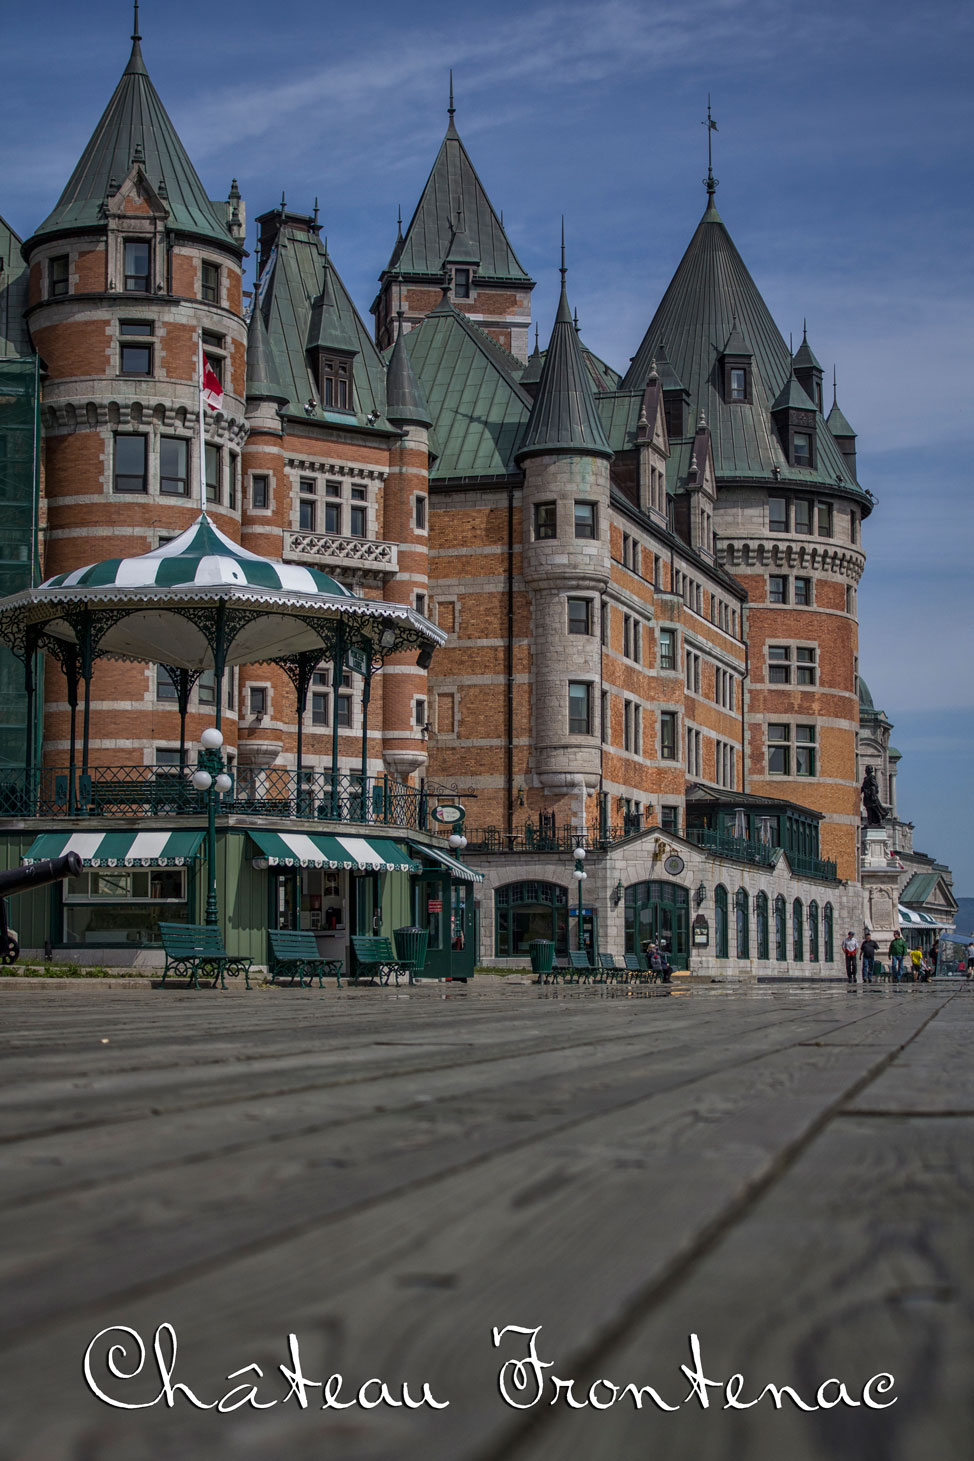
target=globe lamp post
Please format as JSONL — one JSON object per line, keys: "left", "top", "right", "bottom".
{"left": 192, "top": 727, "right": 233, "bottom": 926}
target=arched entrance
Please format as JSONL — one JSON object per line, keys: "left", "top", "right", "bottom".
{"left": 625, "top": 880, "right": 690, "bottom": 969}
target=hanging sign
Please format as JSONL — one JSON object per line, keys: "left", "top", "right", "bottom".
{"left": 431, "top": 804, "right": 465, "bottom": 824}
{"left": 345, "top": 646, "right": 369, "bottom": 676}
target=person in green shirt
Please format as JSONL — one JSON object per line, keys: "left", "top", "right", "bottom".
{"left": 888, "top": 933, "right": 907, "bottom": 981}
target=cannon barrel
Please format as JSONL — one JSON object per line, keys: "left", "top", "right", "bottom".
{"left": 0, "top": 852, "right": 83, "bottom": 897}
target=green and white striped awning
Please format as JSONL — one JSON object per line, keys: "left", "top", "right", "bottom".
{"left": 409, "top": 839, "right": 484, "bottom": 883}
{"left": 898, "top": 905, "right": 952, "bottom": 930}
{"left": 249, "top": 831, "right": 418, "bottom": 871}
{"left": 23, "top": 829, "right": 205, "bottom": 867}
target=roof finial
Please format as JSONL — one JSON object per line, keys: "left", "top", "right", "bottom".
{"left": 702, "top": 95, "right": 718, "bottom": 197}
{"left": 832, "top": 364, "right": 838, "bottom": 408}
{"left": 313, "top": 197, "right": 319, "bottom": 225}
{"left": 560, "top": 216, "right": 567, "bottom": 286}
{"left": 280, "top": 190, "right": 286, "bottom": 214}
{"left": 132, "top": 0, "right": 141, "bottom": 41}
{"left": 573, "top": 307, "right": 580, "bottom": 334}
{"left": 448, "top": 69, "right": 455, "bottom": 121}
{"left": 534, "top": 323, "right": 540, "bottom": 352}
{"left": 803, "top": 318, "right": 808, "bottom": 342}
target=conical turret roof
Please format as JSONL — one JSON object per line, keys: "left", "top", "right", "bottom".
{"left": 771, "top": 370, "right": 817, "bottom": 413}
{"left": 622, "top": 194, "right": 861, "bottom": 492}
{"left": 30, "top": 25, "right": 236, "bottom": 249}
{"left": 246, "top": 297, "right": 289, "bottom": 404}
{"left": 386, "top": 319, "right": 433, "bottom": 427}
{"left": 516, "top": 259, "right": 612, "bottom": 462}
{"left": 793, "top": 326, "right": 823, "bottom": 373}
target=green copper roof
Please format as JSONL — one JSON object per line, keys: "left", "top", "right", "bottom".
{"left": 516, "top": 272, "right": 612, "bottom": 462}
{"left": 827, "top": 398, "right": 857, "bottom": 439}
{"left": 901, "top": 872, "right": 941, "bottom": 906}
{"left": 30, "top": 33, "right": 236, "bottom": 250}
{"left": 888, "top": 745, "right": 903, "bottom": 762}
{"left": 403, "top": 295, "right": 531, "bottom": 478}
{"left": 391, "top": 113, "right": 532, "bottom": 283}
{"left": 519, "top": 328, "right": 544, "bottom": 387}
{"left": 771, "top": 371, "right": 817, "bottom": 413}
{"left": 858, "top": 676, "right": 875, "bottom": 711}
{"left": 385, "top": 321, "right": 433, "bottom": 427}
{"left": 0, "top": 215, "right": 30, "bottom": 358}
{"left": 246, "top": 296, "right": 289, "bottom": 404}
{"left": 597, "top": 391, "right": 643, "bottom": 452}
{"left": 622, "top": 196, "right": 864, "bottom": 497}
{"left": 260, "top": 216, "right": 388, "bottom": 428}
{"left": 793, "top": 326, "right": 823, "bottom": 373}
{"left": 307, "top": 255, "right": 360, "bottom": 355}
{"left": 721, "top": 316, "right": 750, "bottom": 356}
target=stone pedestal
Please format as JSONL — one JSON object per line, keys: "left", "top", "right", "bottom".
{"left": 861, "top": 826, "right": 900, "bottom": 951}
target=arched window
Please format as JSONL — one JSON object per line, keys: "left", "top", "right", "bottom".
{"left": 808, "top": 900, "right": 820, "bottom": 962}
{"left": 495, "top": 881, "right": 569, "bottom": 958}
{"left": 793, "top": 898, "right": 804, "bottom": 961}
{"left": 824, "top": 903, "right": 834, "bottom": 962}
{"left": 755, "top": 891, "right": 769, "bottom": 960}
{"left": 735, "top": 887, "right": 749, "bottom": 958}
{"left": 714, "top": 885, "right": 728, "bottom": 958}
{"left": 774, "top": 895, "right": 787, "bottom": 961}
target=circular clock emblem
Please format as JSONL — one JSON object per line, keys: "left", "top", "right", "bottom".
{"left": 663, "top": 854, "right": 686, "bottom": 876}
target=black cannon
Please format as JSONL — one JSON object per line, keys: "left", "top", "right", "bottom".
{"left": 0, "top": 852, "right": 82, "bottom": 963}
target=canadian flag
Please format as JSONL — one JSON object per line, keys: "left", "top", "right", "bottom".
{"left": 201, "top": 353, "right": 224, "bottom": 412}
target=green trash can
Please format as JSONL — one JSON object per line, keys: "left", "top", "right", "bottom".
{"left": 529, "top": 939, "right": 555, "bottom": 976}
{"left": 393, "top": 925, "right": 429, "bottom": 974}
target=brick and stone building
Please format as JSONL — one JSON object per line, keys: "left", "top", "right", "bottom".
{"left": 0, "top": 14, "right": 954, "bottom": 973}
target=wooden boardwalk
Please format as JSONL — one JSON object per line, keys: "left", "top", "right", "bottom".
{"left": 0, "top": 978, "right": 971, "bottom": 1460}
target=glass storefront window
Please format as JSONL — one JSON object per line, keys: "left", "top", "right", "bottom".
{"left": 495, "top": 881, "right": 568, "bottom": 958}
{"left": 63, "top": 866, "right": 186, "bottom": 945}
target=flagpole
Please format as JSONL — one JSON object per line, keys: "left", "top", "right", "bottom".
{"left": 198, "top": 332, "right": 207, "bottom": 514}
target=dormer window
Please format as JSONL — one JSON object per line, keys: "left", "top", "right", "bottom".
{"left": 454, "top": 268, "right": 471, "bottom": 299}
{"left": 729, "top": 367, "right": 747, "bottom": 401}
{"left": 664, "top": 396, "right": 685, "bottom": 439}
{"left": 321, "top": 356, "right": 352, "bottom": 410}
{"left": 793, "top": 432, "right": 811, "bottom": 467}
{"left": 123, "top": 239, "right": 151, "bottom": 292}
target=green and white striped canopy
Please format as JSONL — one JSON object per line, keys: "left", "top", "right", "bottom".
{"left": 23, "top": 829, "right": 204, "bottom": 867}
{"left": 249, "top": 831, "right": 419, "bottom": 871}
{"left": 42, "top": 514, "right": 352, "bottom": 596}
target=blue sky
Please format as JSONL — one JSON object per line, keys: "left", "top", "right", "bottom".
{"left": 2, "top": 0, "right": 971, "bottom": 886}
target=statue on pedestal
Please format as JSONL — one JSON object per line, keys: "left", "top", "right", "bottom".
{"left": 861, "top": 765, "right": 889, "bottom": 827}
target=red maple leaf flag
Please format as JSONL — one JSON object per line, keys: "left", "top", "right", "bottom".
{"left": 202, "top": 355, "right": 224, "bottom": 412}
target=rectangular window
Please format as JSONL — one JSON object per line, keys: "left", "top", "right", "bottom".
{"left": 659, "top": 628, "right": 675, "bottom": 670}
{"left": 845, "top": 585, "right": 856, "bottom": 615}
{"left": 249, "top": 686, "right": 267, "bottom": 716}
{"left": 729, "top": 366, "right": 747, "bottom": 400}
{"left": 197, "top": 670, "right": 216, "bottom": 706}
{"left": 205, "top": 443, "right": 221, "bottom": 504}
{"left": 817, "top": 501, "right": 833, "bottom": 537}
{"left": 794, "top": 498, "right": 813, "bottom": 533}
{"left": 113, "top": 434, "right": 147, "bottom": 493}
{"left": 796, "top": 724, "right": 816, "bottom": 776}
{"left": 573, "top": 501, "right": 596, "bottom": 539}
{"left": 567, "top": 597, "right": 591, "bottom": 635}
{"left": 120, "top": 344, "right": 152, "bottom": 375}
{"left": 769, "top": 497, "right": 788, "bottom": 532}
{"left": 156, "top": 747, "right": 182, "bottom": 768}
{"left": 415, "top": 591, "right": 427, "bottom": 617}
{"left": 768, "top": 723, "right": 791, "bottom": 775}
{"left": 325, "top": 479, "right": 341, "bottom": 497}
{"left": 660, "top": 711, "right": 677, "bottom": 760}
{"left": 661, "top": 805, "right": 679, "bottom": 834}
{"left": 415, "top": 494, "right": 427, "bottom": 531}
{"left": 768, "top": 645, "right": 791, "bottom": 683}
{"left": 601, "top": 689, "right": 609, "bottom": 744}
{"left": 299, "top": 499, "right": 316, "bottom": 532}
{"left": 322, "top": 358, "right": 351, "bottom": 409}
{"left": 337, "top": 695, "right": 353, "bottom": 728}
{"left": 159, "top": 437, "right": 188, "bottom": 496}
{"left": 850, "top": 510, "right": 859, "bottom": 544}
{"left": 349, "top": 504, "right": 366, "bottom": 538}
{"left": 633, "top": 704, "right": 641, "bottom": 756}
{"left": 796, "top": 647, "right": 816, "bottom": 685}
{"left": 123, "top": 239, "right": 151, "bottom": 292}
{"left": 228, "top": 454, "right": 238, "bottom": 511}
{"left": 793, "top": 433, "right": 811, "bottom": 467}
{"left": 49, "top": 254, "right": 69, "bottom": 297}
{"left": 311, "top": 693, "right": 329, "bottom": 727}
{"left": 624, "top": 699, "right": 633, "bottom": 752}
{"left": 201, "top": 261, "right": 220, "bottom": 304}
{"left": 768, "top": 575, "right": 788, "bottom": 604}
{"left": 534, "top": 501, "right": 556, "bottom": 539}
{"left": 120, "top": 320, "right": 152, "bottom": 336}
{"left": 453, "top": 268, "right": 471, "bottom": 298}
{"left": 794, "top": 576, "right": 811, "bottom": 605}
{"left": 251, "top": 474, "right": 269, "bottom": 509}
{"left": 567, "top": 682, "right": 591, "bottom": 735}
{"left": 324, "top": 501, "right": 341, "bottom": 534}
{"left": 351, "top": 485, "right": 367, "bottom": 501}
{"left": 413, "top": 698, "right": 426, "bottom": 730}
{"left": 156, "top": 666, "right": 178, "bottom": 701}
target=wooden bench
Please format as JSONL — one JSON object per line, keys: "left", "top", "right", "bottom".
{"left": 350, "top": 935, "right": 412, "bottom": 986}
{"left": 268, "top": 929, "right": 342, "bottom": 989}
{"left": 159, "top": 922, "right": 252, "bottom": 991}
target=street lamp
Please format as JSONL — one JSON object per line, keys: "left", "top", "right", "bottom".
{"left": 192, "top": 727, "right": 233, "bottom": 926}
{"left": 573, "top": 845, "right": 587, "bottom": 953}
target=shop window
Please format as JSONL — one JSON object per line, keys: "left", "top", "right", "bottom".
{"left": 160, "top": 437, "right": 188, "bottom": 496}
{"left": 113, "top": 434, "right": 147, "bottom": 493}
{"left": 63, "top": 866, "right": 187, "bottom": 947}
{"left": 495, "top": 881, "right": 569, "bottom": 959}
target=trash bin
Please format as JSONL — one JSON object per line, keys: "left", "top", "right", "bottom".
{"left": 529, "top": 939, "right": 555, "bottom": 975}
{"left": 393, "top": 925, "right": 429, "bottom": 973}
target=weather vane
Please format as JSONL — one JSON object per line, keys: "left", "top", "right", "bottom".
{"left": 703, "top": 96, "right": 718, "bottom": 196}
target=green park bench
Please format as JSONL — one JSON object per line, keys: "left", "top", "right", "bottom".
{"left": 598, "top": 953, "right": 626, "bottom": 983}
{"left": 351, "top": 935, "right": 412, "bottom": 986}
{"left": 90, "top": 775, "right": 197, "bottom": 816}
{"left": 159, "top": 922, "right": 252, "bottom": 990}
{"left": 624, "top": 952, "right": 650, "bottom": 982}
{"left": 268, "top": 929, "right": 342, "bottom": 989}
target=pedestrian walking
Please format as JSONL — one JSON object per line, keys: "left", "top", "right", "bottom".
{"left": 888, "top": 932, "right": 907, "bottom": 981}
{"left": 909, "top": 947, "right": 923, "bottom": 981}
{"left": 860, "top": 933, "right": 879, "bottom": 983}
{"left": 841, "top": 930, "right": 859, "bottom": 983}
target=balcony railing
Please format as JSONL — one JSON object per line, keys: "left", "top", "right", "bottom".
{"left": 465, "top": 823, "right": 646, "bottom": 855}
{"left": 685, "top": 826, "right": 777, "bottom": 868}
{"left": 0, "top": 767, "right": 428, "bottom": 829}
{"left": 284, "top": 530, "right": 398, "bottom": 576}
{"left": 787, "top": 850, "right": 839, "bottom": 882}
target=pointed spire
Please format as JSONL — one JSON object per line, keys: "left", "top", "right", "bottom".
{"left": 386, "top": 320, "right": 432, "bottom": 427}
{"left": 826, "top": 367, "right": 857, "bottom": 442}
{"left": 447, "top": 69, "right": 458, "bottom": 137}
{"left": 132, "top": 1, "right": 141, "bottom": 40}
{"left": 516, "top": 232, "right": 611, "bottom": 462}
{"left": 313, "top": 197, "right": 319, "bottom": 226}
{"left": 519, "top": 323, "right": 545, "bottom": 390}
{"left": 702, "top": 95, "right": 719, "bottom": 206}
{"left": 246, "top": 297, "right": 289, "bottom": 405}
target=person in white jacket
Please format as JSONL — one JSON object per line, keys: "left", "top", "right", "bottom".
{"left": 841, "top": 931, "right": 859, "bottom": 983}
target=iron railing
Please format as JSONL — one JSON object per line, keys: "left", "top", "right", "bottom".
{"left": 0, "top": 767, "right": 428, "bottom": 829}
{"left": 465, "top": 824, "right": 647, "bottom": 855}
{"left": 684, "top": 826, "right": 777, "bottom": 868}
{"left": 787, "top": 850, "right": 839, "bottom": 882}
